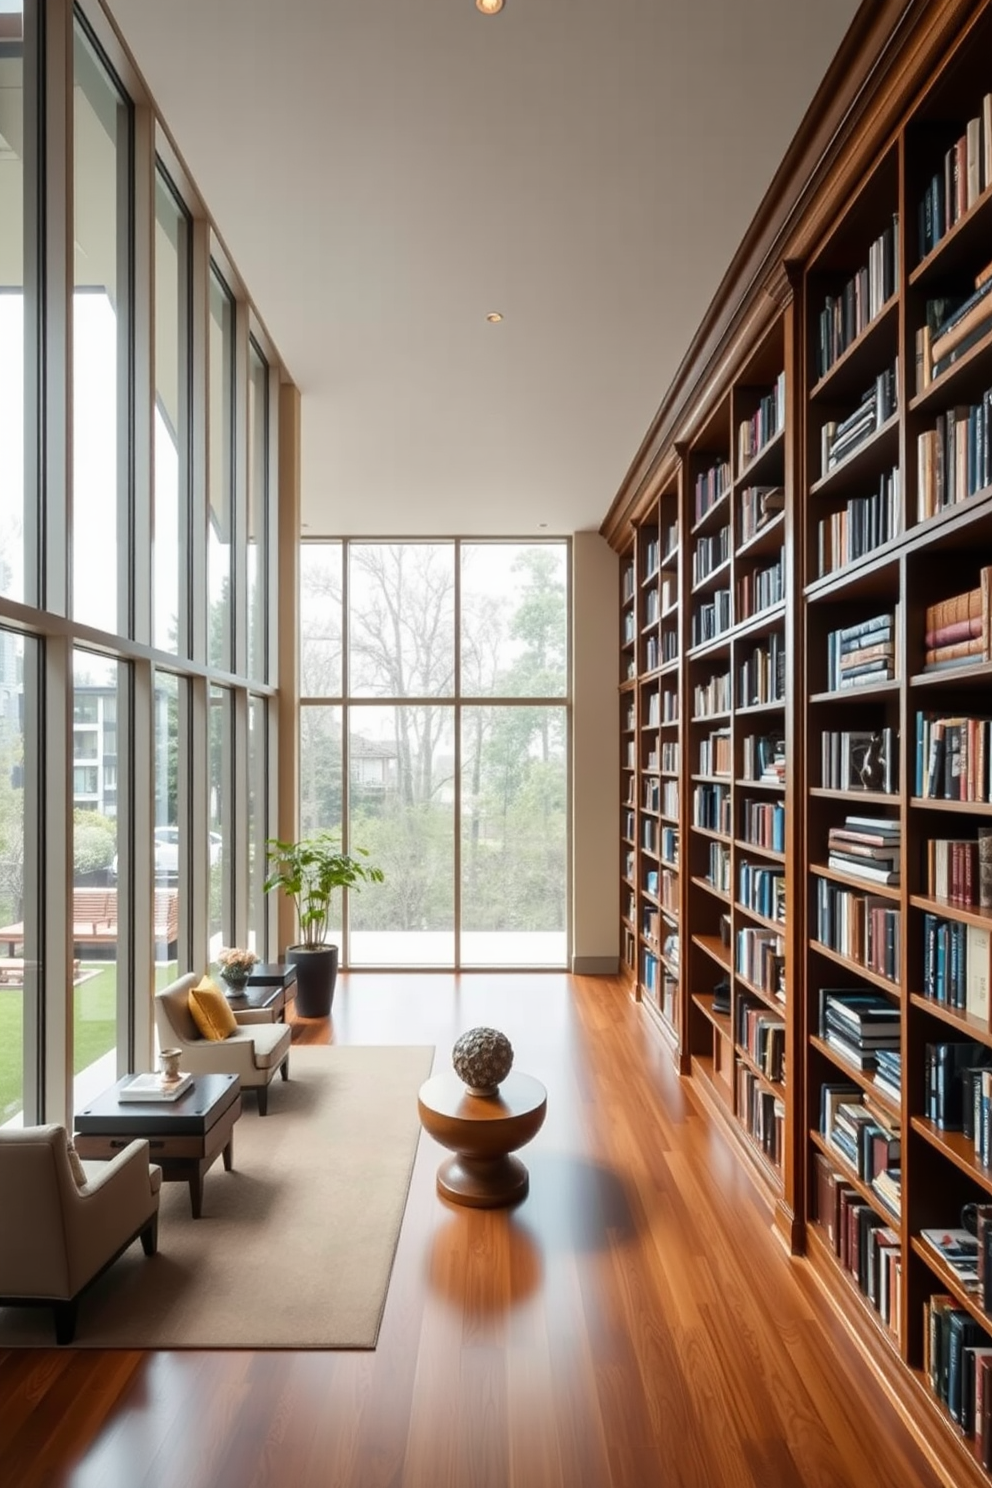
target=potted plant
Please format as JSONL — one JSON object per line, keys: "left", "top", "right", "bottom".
{"left": 263, "top": 832, "right": 384, "bottom": 1017}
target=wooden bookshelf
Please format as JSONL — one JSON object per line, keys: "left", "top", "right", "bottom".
{"left": 604, "top": 3, "right": 992, "bottom": 1480}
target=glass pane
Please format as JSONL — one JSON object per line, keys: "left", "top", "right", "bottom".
{"left": 154, "top": 173, "right": 190, "bottom": 654}
{"left": 208, "top": 685, "right": 232, "bottom": 954}
{"left": 348, "top": 704, "right": 454, "bottom": 966}
{"left": 208, "top": 269, "right": 234, "bottom": 671}
{"left": 0, "top": 630, "right": 36, "bottom": 1125}
{"left": 247, "top": 341, "right": 268, "bottom": 682}
{"left": 247, "top": 694, "right": 266, "bottom": 954}
{"left": 298, "top": 705, "right": 343, "bottom": 948}
{"left": 301, "top": 542, "right": 342, "bottom": 697}
{"left": 461, "top": 542, "right": 568, "bottom": 697}
{"left": 72, "top": 650, "right": 121, "bottom": 1105}
{"left": 461, "top": 705, "right": 567, "bottom": 966}
{"left": 349, "top": 543, "right": 454, "bottom": 698}
{"left": 0, "top": 5, "right": 26, "bottom": 604}
{"left": 153, "top": 670, "right": 180, "bottom": 980}
{"left": 72, "top": 24, "right": 129, "bottom": 635}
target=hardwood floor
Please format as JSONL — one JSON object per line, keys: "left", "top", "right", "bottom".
{"left": 0, "top": 973, "right": 942, "bottom": 1488}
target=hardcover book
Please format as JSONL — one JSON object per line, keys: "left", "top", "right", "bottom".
{"left": 118, "top": 1071, "right": 194, "bottom": 1103}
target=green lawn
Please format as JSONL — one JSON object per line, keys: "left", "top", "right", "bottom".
{"left": 0, "top": 961, "right": 178, "bottom": 1122}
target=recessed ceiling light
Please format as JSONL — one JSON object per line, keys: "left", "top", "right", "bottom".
{"left": 476, "top": 0, "right": 504, "bottom": 13}
{"left": 538, "top": 523, "right": 548, "bottom": 529}
{"left": 486, "top": 311, "right": 503, "bottom": 323}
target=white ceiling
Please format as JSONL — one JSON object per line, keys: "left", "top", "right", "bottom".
{"left": 105, "top": 0, "right": 860, "bottom": 538}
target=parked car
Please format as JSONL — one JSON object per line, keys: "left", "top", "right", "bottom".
{"left": 111, "top": 827, "right": 223, "bottom": 880}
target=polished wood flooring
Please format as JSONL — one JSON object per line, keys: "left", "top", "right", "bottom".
{"left": 0, "top": 974, "right": 943, "bottom": 1488}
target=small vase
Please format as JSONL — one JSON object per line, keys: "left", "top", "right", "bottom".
{"left": 221, "top": 971, "right": 249, "bottom": 997}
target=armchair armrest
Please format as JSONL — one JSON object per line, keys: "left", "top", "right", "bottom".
{"left": 64, "top": 1138, "right": 159, "bottom": 1294}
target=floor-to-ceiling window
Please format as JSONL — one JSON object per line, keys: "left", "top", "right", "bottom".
{"left": 0, "top": 4, "right": 282, "bottom": 1128}
{"left": 301, "top": 539, "right": 569, "bottom": 968}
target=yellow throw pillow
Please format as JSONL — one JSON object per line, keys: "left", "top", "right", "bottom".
{"left": 188, "top": 975, "right": 238, "bottom": 1041}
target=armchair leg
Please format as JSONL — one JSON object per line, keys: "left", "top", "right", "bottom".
{"left": 257, "top": 1084, "right": 268, "bottom": 1116}
{"left": 140, "top": 1213, "right": 159, "bottom": 1256}
{"left": 53, "top": 1298, "right": 78, "bottom": 1345}
{"left": 279, "top": 1054, "right": 290, "bottom": 1081}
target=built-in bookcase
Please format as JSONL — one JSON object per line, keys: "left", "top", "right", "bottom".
{"left": 608, "top": 3, "right": 992, "bottom": 1480}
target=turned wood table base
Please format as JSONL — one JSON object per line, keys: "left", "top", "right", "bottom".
{"left": 418, "top": 1071, "right": 547, "bottom": 1210}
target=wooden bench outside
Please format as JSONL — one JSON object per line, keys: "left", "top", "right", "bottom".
{"left": 0, "top": 887, "right": 179, "bottom": 954}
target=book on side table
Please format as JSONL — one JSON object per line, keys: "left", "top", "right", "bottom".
{"left": 118, "top": 1071, "right": 193, "bottom": 1102}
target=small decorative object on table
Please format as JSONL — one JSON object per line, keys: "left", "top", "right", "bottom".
{"left": 159, "top": 1047, "right": 182, "bottom": 1082}
{"left": 451, "top": 1026, "right": 514, "bottom": 1097}
{"left": 216, "top": 946, "right": 259, "bottom": 995}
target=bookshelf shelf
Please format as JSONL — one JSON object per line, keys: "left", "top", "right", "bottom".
{"left": 910, "top": 1117, "right": 992, "bottom": 1195}
{"left": 735, "top": 425, "right": 785, "bottom": 488}
{"left": 908, "top": 992, "right": 992, "bottom": 1046}
{"left": 809, "top": 1129, "right": 897, "bottom": 1228}
{"left": 735, "top": 509, "right": 785, "bottom": 561}
{"left": 734, "top": 838, "right": 786, "bottom": 864}
{"left": 692, "top": 933, "right": 731, "bottom": 973}
{"left": 808, "top": 295, "right": 900, "bottom": 405}
{"left": 908, "top": 178, "right": 992, "bottom": 289}
{"left": 809, "top": 680, "right": 901, "bottom": 704}
{"left": 910, "top": 1237, "right": 990, "bottom": 1336}
{"left": 809, "top": 940, "right": 903, "bottom": 998}
{"left": 909, "top": 895, "right": 992, "bottom": 931}
{"left": 809, "top": 863, "right": 901, "bottom": 900}
{"left": 910, "top": 796, "right": 992, "bottom": 816}
{"left": 691, "top": 992, "right": 732, "bottom": 1039}
{"left": 734, "top": 969, "right": 784, "bottom": 1017}
{"left": 809, "top": 1034, "right": 901, "bottom": 1119}
{"left": 735, "top": 776, "right": 786, "bottom": 792}
{"left": 808, "top": 414, "right": 900, "bottom": 501}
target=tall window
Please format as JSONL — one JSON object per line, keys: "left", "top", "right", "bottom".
{"left": 0, "top": 630, "right": 37, "bottom": 1125}
{"left": 247, "top": 341, "right": 268, "bottom": 681}
{"left": 208, "top": 268, "right": 234, "bottom": 672}
{"left": 72, "top": 651, "right": 122, "bottom": 1103}
{"left": 154, "top": 171, "right": 190, "bottom": 655}
{"left": 72, "top": 21, "right": 131, "bottom": 636}
{"left": 301, "top": 539, "right": 569, "bottom": 968}
{"left": 0, "top": 2, "right": 27, "bottom": 605}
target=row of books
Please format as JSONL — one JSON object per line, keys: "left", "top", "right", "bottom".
{"left": 922, "top": 569, "right": 992, "bottom": 672}
{"left": 641, "top": 536, "right": 661, "bottom": 580}
{"left": 962, "top": 1067, "right": 992, "bottom": 1169}
{"left": 693, "top": 459, "right": 731, "bottom": 526}
{"left": 926, "top": 831, "right": 992, "bottom": 908}
{"left": 917, "top": 392, "right": 992, "bottom": 521}
{"left": 693, "top": 670, "right": 731, "bottom": 718}
{"left": 698, "top": 728, "right": 731, "bottom": 778}
{"left": 737, "top": 860, "right": 785, "bottom": 924}
{"left": 737, "top": 372, "right": 786, "bottom": 468}
{"left": 917, "top": 94, "right": 992, "bottom": 261}
{"left": 922, "top": 914, "right": 992, "bottom": 1018}
{"left": 827, "top": 814, "right": 900, "bottom": 887}
{"left": 739, "top": 797, "right": 785, "bottom": 853}
{"left": 691, "top": 587, "right": 732, "bottom": 647}
{"left": 738, "top": 485, "right": 784, "bottom": 545}
{"left": 915, "top": 711, "right": 991, "bottom": 800}
{"left": 820, "top": 1082, "right": 901, "bottom": 1214}
{"left": 693, "top": 782, "right": 730, "bottom": 835}
{"left": 825, "top": 612, "right": 895, "bottom": 692}
{"left": 814, "top": 1150, "right": 901, "bottom": 1334}
{"left": 814, "top": 216, "right": 899, "bottom": 380}
{"left": 924, "top": 1039, "right": 992, "bottom": 1130}
{"left": 736, "top": 999, "right": 785, "bottom": 1082}
{"left": 923, "top": 1292, "right": 992, "bottom": 1447}
{"left": 918, "top": 262, "right": 992, "bottom": 387}
{"left": 735, "top": 926, "right": 785, "bottom": 1000}
{"left": 692, "top": 524, "right": 730, "bottom": 586}
{"left": 736, "top": 547, "right": 785, "bottom": 620}
{"left": 738, "top": 635, "right": 786, "bottom": 707}
{"left": 737, "top": 1066, "right": 784, "bottom": 1169}
{"left": 820, "top": 362, "right": 897, "bottom": 476}
{"left": 661, "top": 740, "right": 678, "bottom": 772}
{"left": 820, "top": 727, "right": 897, "bottom": 794}
{"left": 813, "top": 876, "right": 901, "bottom": 983}
{"left": 706, "top": 842, "right": 731, "bottom": 895}
{"left": 741, "top": 732, "right": 785, "bottom": 786}
{"left": 816, "top": 467, "right": 900, "bottom": 577}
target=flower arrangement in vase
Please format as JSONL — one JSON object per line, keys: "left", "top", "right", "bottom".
{"left": 216, "top": 946, "right": 259, "bottom": 993}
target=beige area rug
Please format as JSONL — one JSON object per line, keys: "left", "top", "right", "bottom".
{"left": 0, "top": 1044, "right": 435, "bottom": 1349}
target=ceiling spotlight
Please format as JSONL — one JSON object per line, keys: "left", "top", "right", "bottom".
{"left": 486, "top": 311, "right": 503, "bottom": 323}
{"left": 476, "top": 0, "right": 504, "bottom": 13}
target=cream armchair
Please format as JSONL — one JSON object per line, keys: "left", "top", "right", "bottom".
{"left": 155, "top": 973, "right": 291, "bottom": 1115}
{"left": 0, "top": 1124, "right": 161, "bottom": 1343}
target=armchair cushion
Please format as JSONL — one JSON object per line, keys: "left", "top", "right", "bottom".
{"left": 188, "top": 977, "right": 238, "bottom": 1040}
{"left": 65, "top": 1138, "right": 87, "bottom": 1187}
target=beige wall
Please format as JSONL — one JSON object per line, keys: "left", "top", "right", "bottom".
{"left": 571, "top": 532, "right": 619, "bottom": 974}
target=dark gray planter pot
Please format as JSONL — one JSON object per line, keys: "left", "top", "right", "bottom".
{"left": 286, "top": 944, "right": 339, "bottom": 1018}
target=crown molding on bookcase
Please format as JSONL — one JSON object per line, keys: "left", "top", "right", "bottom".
{"left": 600, "top": 0, "right": 978, "bottom": 551}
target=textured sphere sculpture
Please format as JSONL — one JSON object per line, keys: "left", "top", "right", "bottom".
{"left": 452, "top": 1026, "right": 514, "bottom": 1097}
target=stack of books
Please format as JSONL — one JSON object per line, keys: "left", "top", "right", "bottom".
{"left": 821, "top": 362, "right": 898, "bottom": 475}
{"left": 826, "top": 613, "right": 895, "bottom": 691}
{"left": 916, "top": 259, "right": 992, "bottom": 387}
{"left": 827, "top": 814, "right": 901, "bottom": 886}
{"left": 819, "top": 988, "right": 901, "bottom": 1077}
{"left": 922, "top": 570, "right": 992, "bottom": 671}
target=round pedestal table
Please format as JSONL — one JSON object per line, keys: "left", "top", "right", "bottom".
{"left": 417, "top": 1071, "right": 547, "bottom": 1208}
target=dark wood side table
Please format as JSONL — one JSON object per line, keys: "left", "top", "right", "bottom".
{"left": 244, "top": 962, "right": 298, "bottom": 1019}
{"left": 74, "top": 1073, "right": 241, "bottom": 1218}
{"left": 417, "top": 1071, "right": 547, "bottom": 1208}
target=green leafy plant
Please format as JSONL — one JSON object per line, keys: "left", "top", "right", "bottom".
{"left": 263, "top": 832, "right": 384, "bottom": 950}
